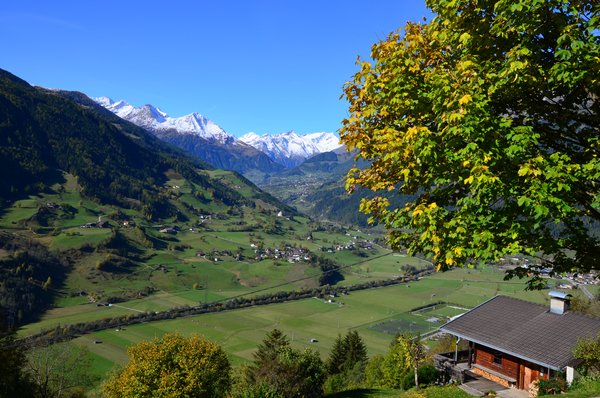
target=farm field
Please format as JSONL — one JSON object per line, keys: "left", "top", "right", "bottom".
{"left": 17, "top": 248, "right": 416, "bottom": 337}
{"left": 73, "top": 266, "right": 554, "bottom": 381}
{"left": 3, "top": 171, "right": 577, "bottom": 391}
{"left": 8, "top": 171, "right": 409, "bottom": 339}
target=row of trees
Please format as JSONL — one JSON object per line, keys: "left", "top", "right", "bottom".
{"left": 6, "top": 324, "right": 600, "bottom": 397}
{"left": 99, "top": 329, "right": 442, "bottom": 398}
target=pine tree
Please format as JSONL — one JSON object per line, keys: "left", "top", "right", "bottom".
{"left": 240, "top": 329, "right": 325, "bottom": 398}
{"left": 327, "top": 334, "right": 345, "bottom": 375}
{"left": 327, "top": 331, "right": 368, "bottom": 376}
{"left": 343, "top": 330, "right": 368, "bottom": 371}
{"left": 249, "top": 329, "right": 289, "bottom": 382}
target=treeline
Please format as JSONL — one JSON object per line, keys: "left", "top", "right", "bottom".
{"left": 0, "top": 233, "right": 68, "bottom": 328}
{"left": 21, "top": 268, "right": 434, "bottom": 347}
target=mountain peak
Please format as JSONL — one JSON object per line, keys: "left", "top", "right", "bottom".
{"left": 95, "top": 96, "right": 114, "bottom": 106}
{"left": 95, "top": 97, "right": 233, "bottom": 144}
{"left": 139, "top": 104, "right": 168, "bottom": 123}
{"left": 240, "top": 131, "right": 342, "bottom": 168}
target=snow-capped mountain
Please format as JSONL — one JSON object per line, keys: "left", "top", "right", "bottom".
{"left": 95, "top": 97, "right": 233, "bottom": 144}
{"left": 240, "top": 131, "right": 342, "bottom": 168}
{"left": 94, "top": 97, "right": 284, "bottom": 175}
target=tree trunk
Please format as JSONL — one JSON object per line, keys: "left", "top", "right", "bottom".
{"left": 414, "top": 365, "right": 419, "bottom": 388}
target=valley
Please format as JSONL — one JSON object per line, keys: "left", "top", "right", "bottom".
{"left": 1, "top": 60, "right": 597, "bottom": 397}
{"left": 72, "top": 266, "right": 552, "bottom": 381}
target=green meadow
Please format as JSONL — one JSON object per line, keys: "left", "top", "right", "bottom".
{"left": 72, "top": 266, "right": 553, "bottom": 381}
{"left": 2, "top": 172, "right": 568, "bottom": 391}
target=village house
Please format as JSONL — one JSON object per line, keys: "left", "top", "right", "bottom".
{"left": 159, "top": 226, "right": 179, "bottom": 234}
{"left": 80, "top": 220, "right": 111, "bottom": 229}
{"left": 435, "top": 292, "right": 600, "bottom": 393}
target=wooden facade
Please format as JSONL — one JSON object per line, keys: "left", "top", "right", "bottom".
{"left": 472, "top": 344, "right": 549, "bottom": 390}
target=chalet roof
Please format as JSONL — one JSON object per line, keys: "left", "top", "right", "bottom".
{"left": 439, "top": 295, "right": 600, "bottom": 370}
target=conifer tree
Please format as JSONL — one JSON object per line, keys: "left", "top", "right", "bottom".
{"left": 327, "top": 334, "right": 345, "bottom": 375}
{"left": 242, "top": 329, "right": 325, "bottom": 398}
{"left": 249, "top": 328, "right": 289, "bottom": 382}
{"left": 343, "top": 330, "right": 368, "bottom": 372}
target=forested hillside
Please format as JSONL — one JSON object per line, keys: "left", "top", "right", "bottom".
{"left": 0, "top": 68, "right": 305, "bottom": 329}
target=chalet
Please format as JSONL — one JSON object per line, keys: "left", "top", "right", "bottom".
{"left": 436, "top": 292, "right": 600, "bottom": 391}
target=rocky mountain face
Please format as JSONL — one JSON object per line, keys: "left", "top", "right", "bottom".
{"left": 96, "top": 97, "right": 341, "bottom": 173}
{"left": 240, "top": 131, "right": 342, "bottom": 168}
{"left": 95, "top": 97, "right": 284, "bottom": 175}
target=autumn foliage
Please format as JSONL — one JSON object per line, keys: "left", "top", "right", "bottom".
{"left": 102, "top": 333, "right": 231, "bottom": 398}
{"left": 341, "top": 0, "right": 600, "bottom": 284}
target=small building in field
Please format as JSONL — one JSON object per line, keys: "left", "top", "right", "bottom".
{"left": 436, "top": 292, "right": 600, "bottom": 391}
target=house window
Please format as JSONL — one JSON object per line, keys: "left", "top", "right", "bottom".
{"left": 492, "top": 351, "right": 503, "bottom": 365}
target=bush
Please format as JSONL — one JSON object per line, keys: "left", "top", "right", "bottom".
{"left": 323, "top": 374, "right": 347, "bottom": 395}
{"left": 402, "top": 365, "right": 440, "bottom": 390}
{"left": 538, "top": 378, "right": 567, "bottom": 395}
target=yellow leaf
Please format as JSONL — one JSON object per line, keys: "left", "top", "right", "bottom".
{"left": 428, "top": 202, "right": 437, "bottom": 209}
{"left": 464, "top": 175, "right": 474, "bottom": 184}
{"left": 458, "top": 94, "right": 472, "bottom": 105}
{"left": 517, "top": 165, "right": 529, "bottom": 176}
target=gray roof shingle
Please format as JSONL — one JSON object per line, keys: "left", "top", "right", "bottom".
{"left": 439, "top": 295, "right": 600, "bottom": 370}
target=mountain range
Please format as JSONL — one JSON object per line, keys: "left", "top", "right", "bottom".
{"left": 94, "top": 97, "right": 283, "bottom": 176}
{"left": 240, "top": 131, "right": 341, "bottom": 168}
{"left": 94, "top": 97, "right": 341, "bottom": 174}
{"left": 91, "top": 97, "right": 377, "bottom": 225}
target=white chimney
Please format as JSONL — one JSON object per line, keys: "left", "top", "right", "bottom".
{"left": 549, "top": 291, "right": 572, "bottom": 315}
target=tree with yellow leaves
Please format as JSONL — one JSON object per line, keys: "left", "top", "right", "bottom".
{"left": 341, "top": 0, "right": 600, "bottom": 286}
{"left": 102, "top": 333, "right": 231, "bottom": 398}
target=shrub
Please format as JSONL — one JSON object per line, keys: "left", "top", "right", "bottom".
{"left": 538, "top": 378, "right": 567, "bottom": 395}
{"left": 402, "top": 365, "right": 440, "bottom": 390}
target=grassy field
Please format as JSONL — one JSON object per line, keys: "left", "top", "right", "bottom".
{"left": 7, "top": 171, "right": 410, "bottom": 339}
{"left": 2, "top": 171, "right": 572, "bottom": 393}
{"left": 71, "top": 266, "right": 553, "bottom": 382}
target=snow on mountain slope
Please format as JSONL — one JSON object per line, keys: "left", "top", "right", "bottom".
{"left": 95, "top": 97, "right": 233, "bottom": 144}
{"left": 95, "top": 97, "right": 339, "bottom": 169}
{"left": 240, "top": 131, "right": 341, "bottom": 168}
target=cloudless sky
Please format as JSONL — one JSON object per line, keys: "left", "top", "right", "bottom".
{"left": 1, "top": 1, "right": 430, "bottom": 136}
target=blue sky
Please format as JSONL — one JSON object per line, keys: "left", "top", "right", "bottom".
{"left": 1, "top": 1, "right": 430, "bottom": 137}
